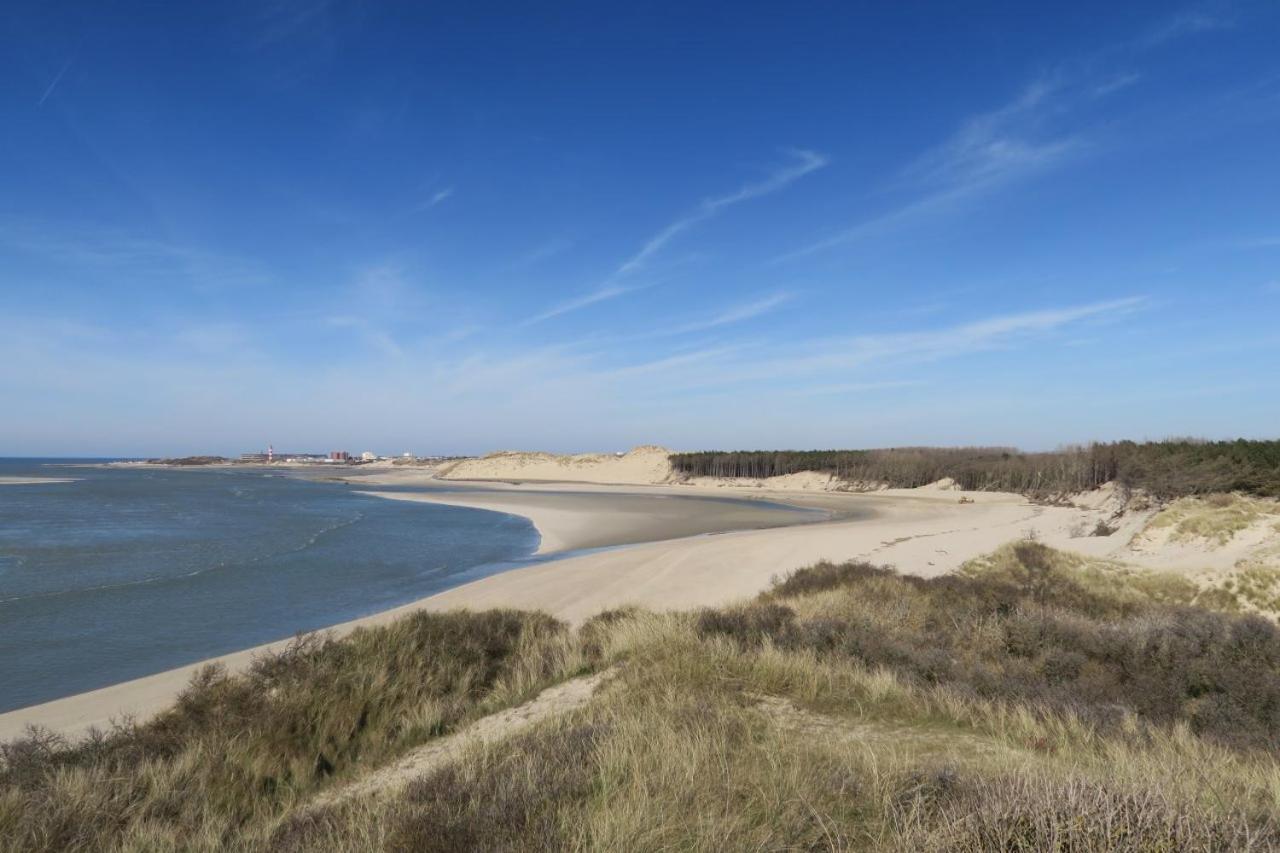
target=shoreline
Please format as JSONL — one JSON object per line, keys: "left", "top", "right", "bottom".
{"left": 0, "top": 476, "right": 1120, "bottom": 742}
{"left": 355, "top": 488, "right": 837, "bottom": 555}
{"left": 0, "top": 480, "right": 851, "bottom": 740}
{"left": 0, "top": 476, "right": 80, "bottom": 485}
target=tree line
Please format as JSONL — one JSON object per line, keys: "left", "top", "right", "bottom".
{"left": 669, "top": 439, "right": 1280, "bottom": 498}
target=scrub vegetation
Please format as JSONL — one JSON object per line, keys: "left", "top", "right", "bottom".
{"left": 1144, "top": 493, "right": 1280, "bottom": 545}
{"left": 670, "top": 438, "right": 1280, "bottom": 498}
{"left": 6, "top": 546, "right": 1280, "bottom": 851}
{"left": 0, "top": 611, "right": 582, "bottom": 852}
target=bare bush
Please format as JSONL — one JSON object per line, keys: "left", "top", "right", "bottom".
{"left": 892, "top": 769, "right": 1277, "bottom": 851}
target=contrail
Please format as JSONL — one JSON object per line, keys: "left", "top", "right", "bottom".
{"left": 38, "top": 60, "right": 73, "bottom": 106}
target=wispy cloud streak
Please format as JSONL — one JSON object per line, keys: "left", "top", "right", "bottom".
{"left": 785, "top": 7, "right": 1239, "bottom": 262}
{"left": 0, "top": 294, "right": 1151, "bottom": 454}
{"left": 0, "top": 218, "right": 269, "bottom": 290}
{"left": 414, "top": 188, "right": 453, "bottom": 211}
{"left": 38, "top": 60, "right": 73, "bottom": 106}
{"left": 614, "top": 149, "right": 827, "bottom": 279}
{"left": 792, "top": 296, "right": 1148, "bottom": 375}
{"left": 525, "top": 284, "right": 640, "bottom": 324}
{"left": 786, "top": 82, "right": 1081, "bottom": 259}
{"left": 525, "top": 149, "right": 827, "bottom": 324}
{"left": 512, "top": 237, "right": 575, "bottom": 269}
{"left": 571, "top": 291, "right": 795, "bottom": 346}
{"left": 596, "top": 296, "right": 1147, "bottom": 393}
{"left": 662, "top": 292, "right": 793, "bottom": 336}
{"left": 905, "top": 82, "right": 1079, "bottom": 187}
{"left": 1141, "top": 8, "right": 1235, "bottom": 47}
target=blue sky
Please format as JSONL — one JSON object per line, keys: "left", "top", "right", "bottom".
{"left": 2, "top": 1, "right": 1278, "bottom": 456}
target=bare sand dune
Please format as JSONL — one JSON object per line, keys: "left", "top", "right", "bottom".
{"left": 0, "top": 486, "right": 1070, "bottom": 742}
{"left": 435, "top": 445, "right": 675, "bottom": 484}
{"left": 0, "top": 484, "right": 1018, "bottom": 737}
{"left": 7, "top": 456, "right": 1278, "bottom": 745}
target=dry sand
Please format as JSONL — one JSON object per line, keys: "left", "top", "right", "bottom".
{"left": 0, "top": 477, "right": 79, "bottom": 485}
{"left": 434, "top": 445, "right": 675, "bottom": 485}
{"left": 385, "top": 487, "right": 1054, "bottom": 624}
{"left": 315, "top": 669, "right": 616, "bottom": 808}
{"left": 355, "top": 488, "right": 832, "bottom": 554}
{"left": 0, "top": 481, "right": 1073, "bottom": 742}
{"left": 9, "top": 453, "right": 1273, "bottom": 743}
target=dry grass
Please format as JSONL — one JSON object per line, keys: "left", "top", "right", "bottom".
{"left": 6, "top": 544, "right": 1280, "bottom": 850}
{"left": 0, "top": 610, "right": 583, "bottom": 852}
{"left": 959, "top": 541, "right": 1203, "bottom": 608}
{"left": 889, "top": 769, "right": 1276, "bottom": 851}
{"left": 1146, "top": 493, "right": 1280, "bottom": 546}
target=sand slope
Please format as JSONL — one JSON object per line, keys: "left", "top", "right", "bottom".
{"left": 0, "top": 487, "right": 1027, "bottom": 741}
{"left": 436, "top": 446, "right": 675, "bottom": 484}
{"left": 314, "top": 669, "right": 615, "bottom": 808}
{"left": 8, "top": 458, "right": 1279, "bottom": 745}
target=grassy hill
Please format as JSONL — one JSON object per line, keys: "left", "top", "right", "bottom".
{"left": 5, "top": 545, "right": 1280, "bottom": 851}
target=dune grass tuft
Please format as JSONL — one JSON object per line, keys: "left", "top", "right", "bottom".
{"left": 0, "top": 610, "right": 580, "bottom": 852}
{"left": 1146, "top": 493, "right": 1280, "bottom": 546}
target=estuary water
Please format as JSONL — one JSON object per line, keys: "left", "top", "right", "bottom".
{"left": 0, "top": 459, "right": 540, "bottom": 713}
{"left": 0, "top": 459, "right": 825, "bottom": 714}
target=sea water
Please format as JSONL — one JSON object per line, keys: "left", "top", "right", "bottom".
{"left": 0, "top": 459, "right": 829, "bottom": 714}
{"left": 0, "top": 459, "right": 540, "bottom": 713}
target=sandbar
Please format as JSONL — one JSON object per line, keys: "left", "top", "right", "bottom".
{"left": 356, "top": 488, "right": 833, "bottom": 554}
{"left": 0, "top": 480, "right": 1110, "bottom": 742}
{"left": 0, "top": 477, "right": 79, "bottom": 485}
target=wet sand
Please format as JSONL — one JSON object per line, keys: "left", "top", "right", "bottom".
{"left": 356, "top": 488, "right": 838, "bottom": 554}
{"left": 0, "top": 483, "right": 848, "bottom": 740}
{"left": 0, "top": 475, "right": 1094, "bottom": 744}
{"left": 0, "top": 477, "right": 79, "bottom": 485}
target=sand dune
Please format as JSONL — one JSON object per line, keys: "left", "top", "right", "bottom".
{"left": 435, "top": 445, "right": 675, "bottom": 484}
{"left": 0, "top": 483, "right": 1077, "bottom": 742}
{"left": 7, "top": 458, "right": 1277, "bottom": 744}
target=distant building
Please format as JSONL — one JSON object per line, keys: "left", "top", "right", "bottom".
{"left": 360, "top": 451, "right": 377, "bottom": 462}
{"left": 329, "top": 451, "right": 350, "bottom": 462}
{"left": 241, "top": 451, "right": 324, "bottom": 463}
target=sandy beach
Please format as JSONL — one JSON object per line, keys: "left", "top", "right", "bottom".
{"left": 10, "top": 444, "right": 1223, "bottom": 743}
{"left": 0, "top": 469, "right": 1122, "bottom": 742}
{"left": 354, "top": 488, "right": 836, "bottom": 554}
{"left": 0, "top": 476, "right": 80, "bottom": 485}
{"left": 12, "top": 436, "right": 1275, "bottom": 744}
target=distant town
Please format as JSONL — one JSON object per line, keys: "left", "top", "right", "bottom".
{"left": 142, "top": 446, "right": 465, "bottom": 466}
{"left": 240, "top": 447, "right": 388, "bottom": 464}
{"left": 240, "top": 445, "right": 468, "bottom": 465}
